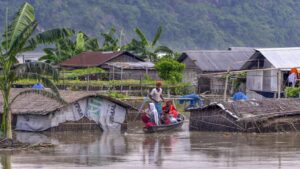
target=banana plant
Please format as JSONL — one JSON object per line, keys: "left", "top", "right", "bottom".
{"left": 125, "top": 26, "right": 173, "bottom": 62}
{"left": 0, "top": 2, "right": 71, "bottom": 140}
{"left": 39, "top": 32, "right": 100, "bottom": 64}
{"left": 100, "top": 27, "right": 121, "bottom": 51}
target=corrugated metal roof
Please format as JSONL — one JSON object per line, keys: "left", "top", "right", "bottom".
{"left": 255, "top": 47, "right": 300, "bottom": 68}
{"left": 105, "top": 62, "right": 154, "bottom": 69}
{"left": 181, "top": 49, "right": 254, "bottom": 72}
{"left": 60, "top": 51, "right": 143, "bottom": 68}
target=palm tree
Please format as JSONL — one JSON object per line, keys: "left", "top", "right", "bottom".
{"left": 125, "top": 26, "right": 173, "bottom": 62}
{"left": 0, "top": 2, "right": 70, "bottom": 140}
{"left": 39, "top": 32, "right": 100, "bottom": 64}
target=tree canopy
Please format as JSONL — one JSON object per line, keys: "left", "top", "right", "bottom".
{"left": 2, "top": 0, "right": 300, "bottom": 50}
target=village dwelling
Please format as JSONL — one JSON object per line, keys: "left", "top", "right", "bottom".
{"left": 178, "top": 49, "right": 254, "bottom": 94}
{"left": 0, "top": 89, "right": 134, "bottom": 132}
{"left": 189, "top": 99, "right": 300, "bottom": 132}
{"left": 241, "top": 47, "right": 300, "bottom": 99}
{"left": 59, "top": 51, "right": 159, "bottom": 80}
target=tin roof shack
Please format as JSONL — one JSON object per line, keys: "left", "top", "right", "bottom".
{"left": 241, "top": 47, "right": 300, "bottom": 99}
{"left": 189, "top": 99, "right": 300, "bottom": 132}
{"left": 0, "top": 89, "right": 134, "bottom": 132}
{"left": 60, "top": 51, "right": 145, "bottom": 80}
{"left": 102, "top": 62, "right": 160, "bottom": 80}
{"left": 178, "top": 49, "right": 254, "bottom": 94}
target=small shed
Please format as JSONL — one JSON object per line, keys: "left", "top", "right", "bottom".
{"left": 178, "top": 49, "right": 254, "bottom": 93}
{"left": 0, "top": 89, "right": 134, "bottom": 132}
{"left": 241, "top": 47, "right": 300, "bottom": 99}
{"left": 102, "top": 61, "right": 159, "bottom": 80}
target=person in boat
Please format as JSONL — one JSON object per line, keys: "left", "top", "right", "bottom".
{"left": 141, "top": 103, "right": 160, "bottom": 127}
{"left": 149, "top": 82, "right": 165, "bottom": 118}
{"left": 162, "top": 100, "right": 178, "bottom": 124}
{"left": 161, "top": 110, "right": 171, "bottom": 125}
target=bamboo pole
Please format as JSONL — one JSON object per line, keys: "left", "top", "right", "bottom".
{"left": 278, "top": 69, "right": 282, "bottom": 99}
{"left": 223, "top": 68, "right": 230, "bottom": 101}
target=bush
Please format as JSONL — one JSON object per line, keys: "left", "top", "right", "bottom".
{"left": 154, "top": 58, "right": 185, "bottom": 83}
{"left": 285, "top": 87, "right": 300, "bottom": 97}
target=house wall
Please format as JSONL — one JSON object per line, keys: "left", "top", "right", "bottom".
{"left": 181, "top": 57, "right": 200, "bottom": 90}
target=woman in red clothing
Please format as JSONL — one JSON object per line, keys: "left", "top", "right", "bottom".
{"left": 162, "top": 100, "right": 178, "bottom": 124}
{"left": 163, "top": 100, "right": 178, "bottom": 118}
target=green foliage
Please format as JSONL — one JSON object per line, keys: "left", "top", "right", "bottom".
{"left": 285, "top": 87, "right": 300, "bottom": 97}
{"left": 39, "top": 32, "right": 99, "bottom": 64}
{"left": 100, "top": 27, "right": 121, "bottom": 51}
{"left": 3, "top": 0, "right": 300, "bottom": 49}
{"left": 63, "top": 67, "right": 105, "bottom": 78}
{"left": 107, "top": 91, "right": 126, "bottom": 99}
{"left": 0, "top": 2, "right": 66, "bottom": 139}
{"left": 125, "top": 26, "right": 173, "bottom": 62}
{"left": 154, "top": 58, "right": 185, "bottom": 83}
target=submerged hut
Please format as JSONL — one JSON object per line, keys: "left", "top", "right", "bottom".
{"left": 189, "top": 99, "right": 300, "bottom": 132}
{"left": 0, "top": 89, "right": 134, "bottom": 132}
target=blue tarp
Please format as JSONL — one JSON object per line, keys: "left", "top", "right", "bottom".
{"left": 232, "top": 92, "right": 248, "bottom": 101}
{"left": 32, "top": 83, "right": 44, "bottom": 90}
{"left": 178, "top": 94, "right": 203, "bottom": 108}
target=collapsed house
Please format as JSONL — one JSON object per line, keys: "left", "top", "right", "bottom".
{"left": 0, "top": 89, "right": 134, "bottom": 132}
{"left": 189, "top": 99, "right": 300, "bottom": 132}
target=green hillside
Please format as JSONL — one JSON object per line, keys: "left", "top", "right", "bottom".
{"left": 1, "top": 0, "right": 300, "bottom": 50}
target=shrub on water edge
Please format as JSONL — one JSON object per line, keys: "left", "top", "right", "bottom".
{"left": 285, "top": 87, "right": 300, "bottom": 98}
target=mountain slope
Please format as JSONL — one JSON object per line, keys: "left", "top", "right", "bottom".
{"left": 1, "top": 0, "right": 300, "bottom": 50}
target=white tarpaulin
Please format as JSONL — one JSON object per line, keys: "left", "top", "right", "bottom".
{"left": 15, "top": 97, "right": 127, "bottom": 131}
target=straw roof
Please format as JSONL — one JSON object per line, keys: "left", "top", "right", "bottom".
{"left": 0, "top": 88, "right": 134, "bottom": 115}
{"left": 194, "top": 99, "right": 300, "bottom": 121}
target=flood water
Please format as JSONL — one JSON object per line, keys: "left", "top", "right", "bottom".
{"left": 2, "top": 122, "right": 300, "bottom": 169}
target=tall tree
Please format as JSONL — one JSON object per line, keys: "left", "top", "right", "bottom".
{"left": 125, "top": 26, "right": 173, "bottom": 62}
{"left": 0, "top": 2, "right": 70, "bottom": 139}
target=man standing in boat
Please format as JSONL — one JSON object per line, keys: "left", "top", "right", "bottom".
{"left": 149, "top": 82, "right": 165, "bottom": 118}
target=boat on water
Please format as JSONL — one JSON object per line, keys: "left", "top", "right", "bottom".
{"left": 143, "top": 114, "right": 185, "bottom": 133}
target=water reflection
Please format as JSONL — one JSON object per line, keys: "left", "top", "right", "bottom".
{"left": 142, "top": 135, "right": 177, "bottom": 166}
{"left": 2, "top": 125, "right": 300, "bottom": 168}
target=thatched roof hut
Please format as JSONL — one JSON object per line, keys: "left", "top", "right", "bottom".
{"left": 0, "top": 88, "right": 133, "bottom": 115}
{"left": 189, "top": 99, "right": 300, "bottom": 132}
{"left": 0, "top": 88, "right": 135, "bottom": 132}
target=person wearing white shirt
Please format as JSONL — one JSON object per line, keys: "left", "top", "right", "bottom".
{"left": 149, "top": 82, "right": 165, "bottom": 118}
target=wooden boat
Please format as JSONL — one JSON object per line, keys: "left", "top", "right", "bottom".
{"left": 143, "top": 114, "right": 185, "bottom": 133}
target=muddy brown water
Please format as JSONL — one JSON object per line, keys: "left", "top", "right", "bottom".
{"left": 1, "top": 122, "right": 300, "bottom": 169}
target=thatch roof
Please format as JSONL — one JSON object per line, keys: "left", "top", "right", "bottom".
{"left": 193, "top": 99, "right": 300, "bottom": 121}
{"left": 0, "top": 88, "right": 134, "bottom": 115}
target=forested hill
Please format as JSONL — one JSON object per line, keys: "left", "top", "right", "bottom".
{"left": 1, "top": 0, "right": 300, "bottom": 50}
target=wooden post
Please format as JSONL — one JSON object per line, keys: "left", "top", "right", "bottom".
{"left": 278, "top": 69, "right": 282, "bottom": 99}
{"left": 121, "top": 68, "right": 123, "bottom": 92}
{"left": 223, "top": 69, "right": 230, "bottom": 101}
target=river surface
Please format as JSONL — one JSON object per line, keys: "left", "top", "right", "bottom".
{"left": 1, "top": 122, "right": 300, "bottom": 169}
